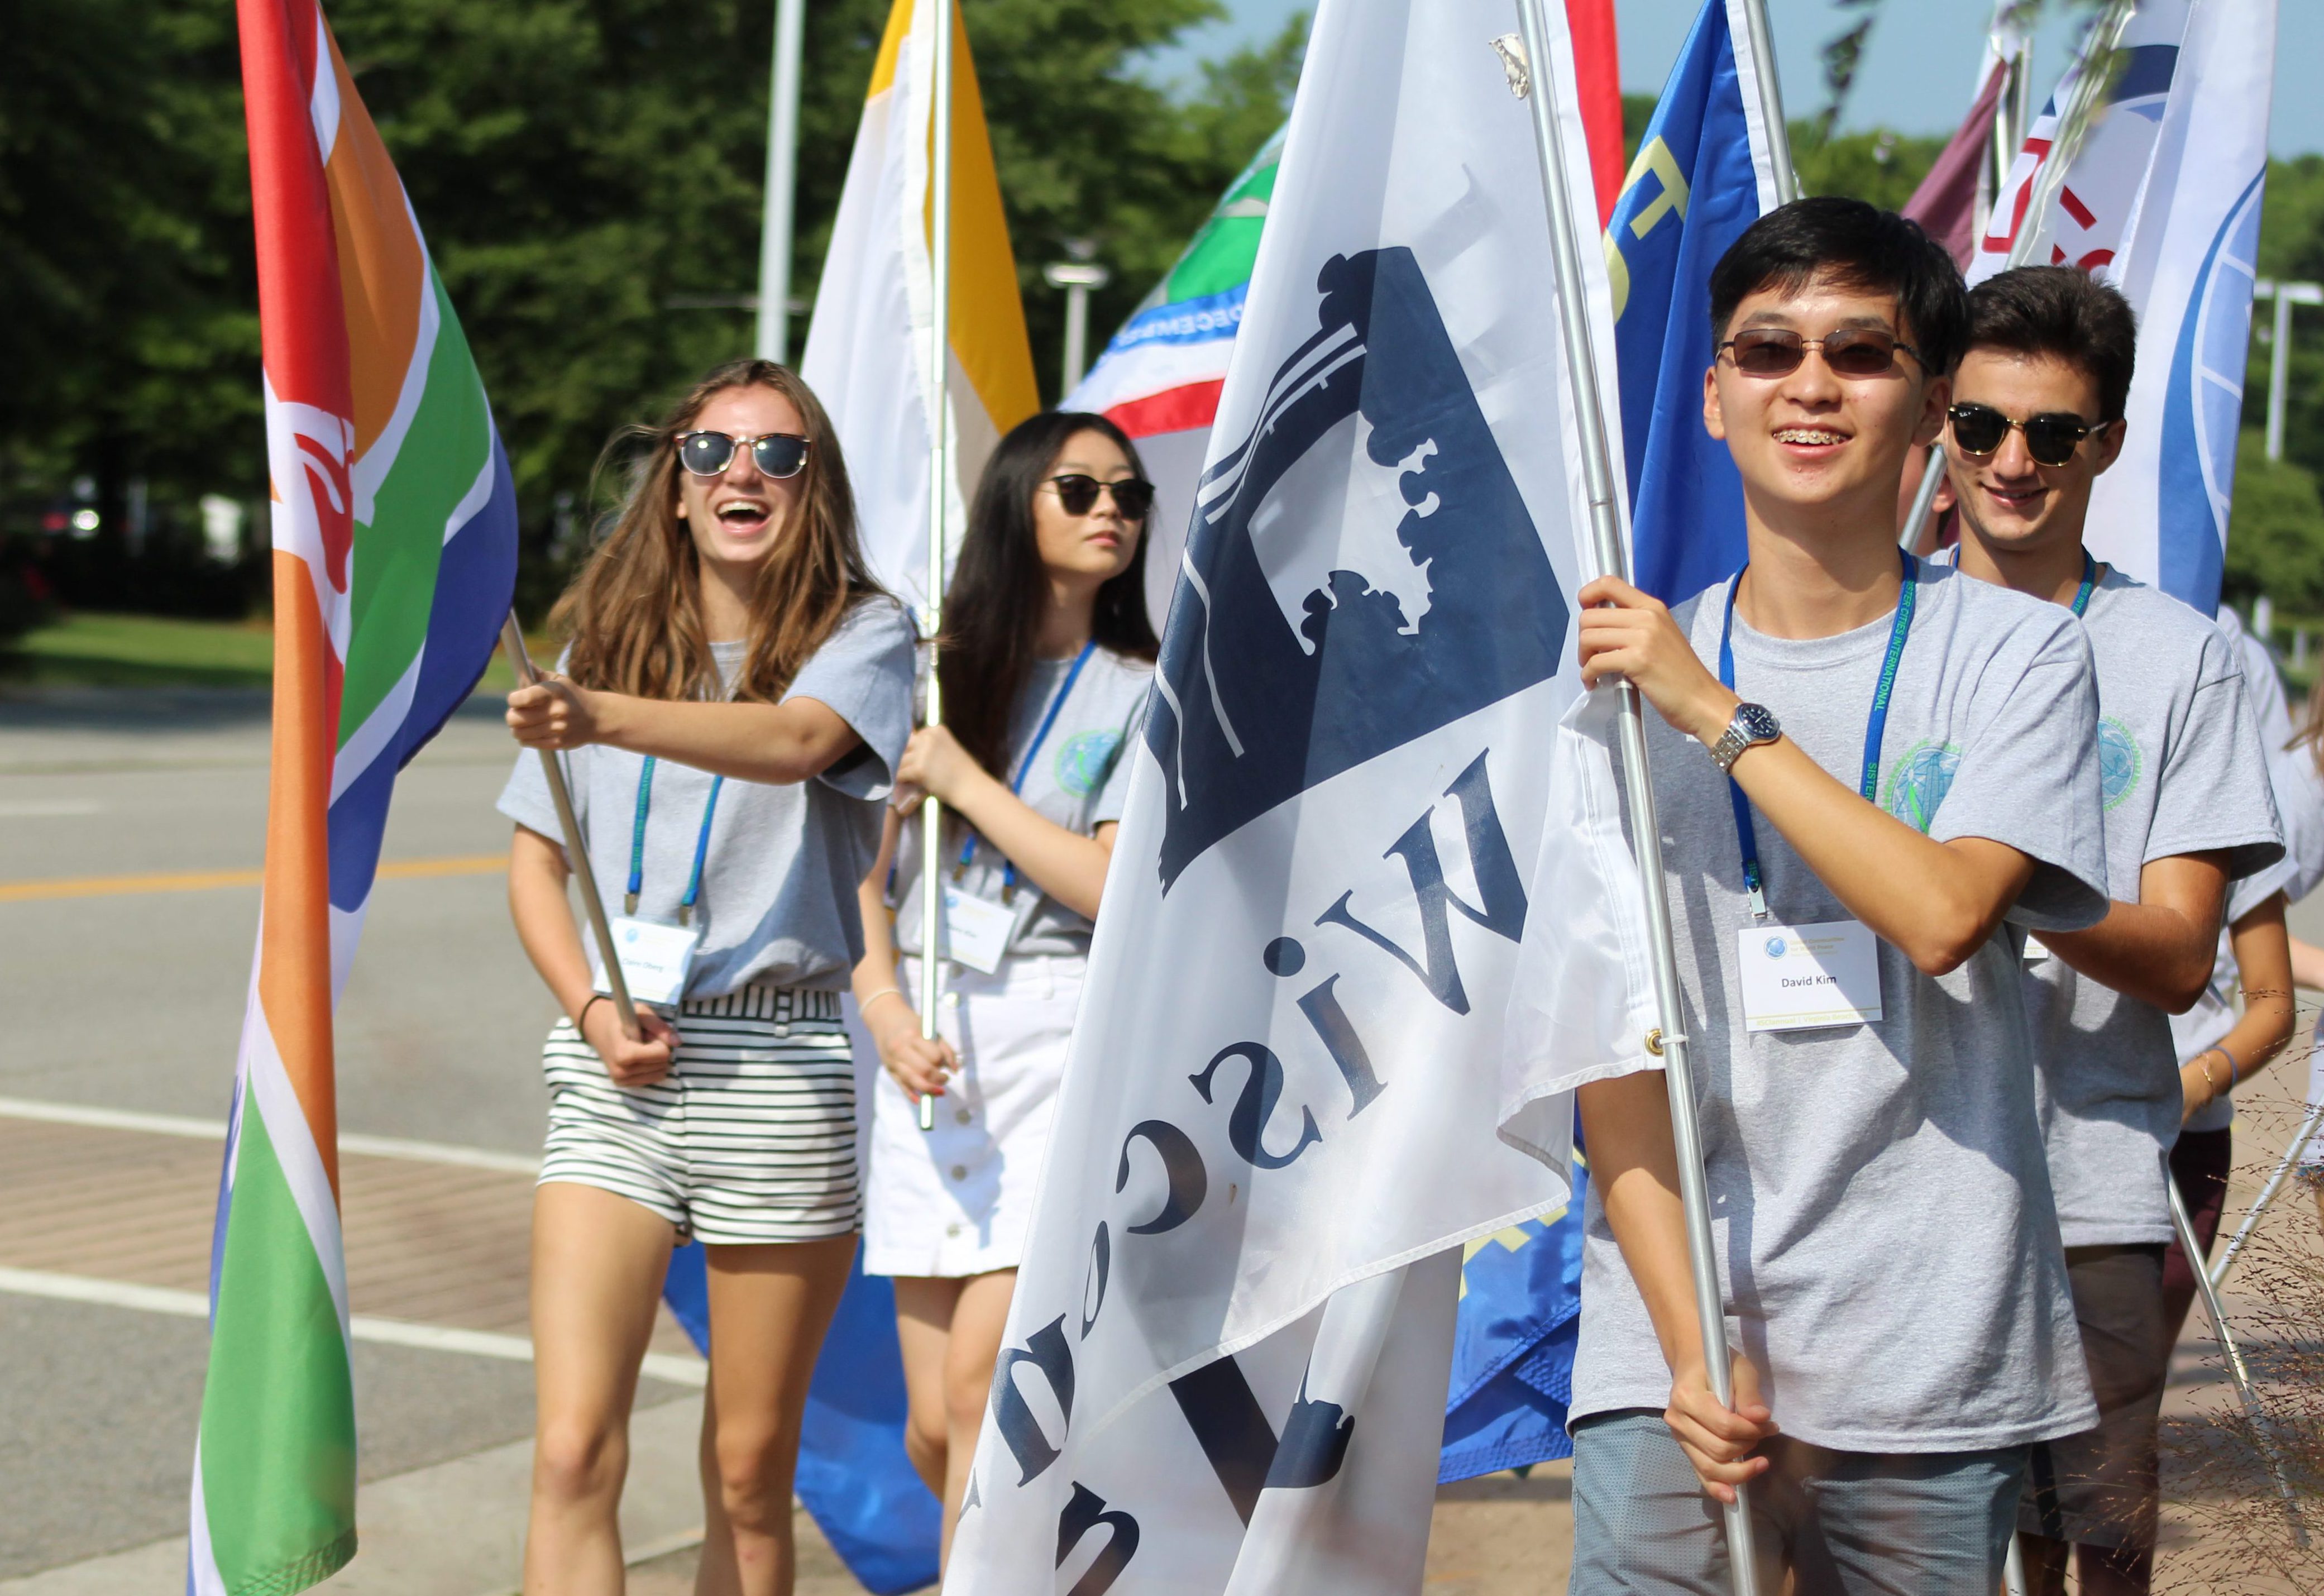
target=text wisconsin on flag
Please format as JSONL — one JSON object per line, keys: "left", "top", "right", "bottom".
{"left": 195, "top": 3, "right": 518, "bottom": 1590}
{"left": 945, "top": 4, "right": 1656, "bottom": 1591}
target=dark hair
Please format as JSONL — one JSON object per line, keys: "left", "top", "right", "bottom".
{"left": 1962, "top": 266, "right": 2138, "bottom": 420}
{"left": 1708, "top": 197, "right": 1969, "bottom": 375}
{"left": 939, "top": 411, "right": 1161, "bottom": 782}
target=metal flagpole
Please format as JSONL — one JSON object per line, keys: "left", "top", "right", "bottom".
{"left": 755, "top": 0, "right": 807, "bottom": 362}
{"left": 1899, "top": 444, "right": 1945, "bottom": 549}
{"left": 1735, "top": 0, "right": 1799, "bottom": 205}
{"left": 2209, "top": 1098, "right": 2324, "bottom": 1291}
{"left": 2013, "top": 0, "right": 2135, "bottom": 273}
{"left": 501, "top": 614, "right": 643, "bottom": 1043}
{"left": 2167, "top": 1163, "right": 2308, "bottom": 1544}
{"left": 1512, "top": 7, "right": 1761, "bottom": 1592}
{"left": 915, "top": 0, "right": 957, "bottom": 1134}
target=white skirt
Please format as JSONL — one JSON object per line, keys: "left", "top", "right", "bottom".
{"left": 853, "top": 954, "right": 1083, "bottom": 1277}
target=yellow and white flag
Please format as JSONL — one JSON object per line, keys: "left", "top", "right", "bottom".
{"left": 802, "top": 0, "right": 1038, "bottom": 615}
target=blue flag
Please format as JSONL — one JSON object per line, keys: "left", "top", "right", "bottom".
{"left": 663, "top": 1245, "right": 941, "bottom": 1594}
{"left": 1438, "top": 1158, "right": 1588, "bottom": 1482}
{"left": 1609, "top": 0, "right": 1780, "bottom": 604}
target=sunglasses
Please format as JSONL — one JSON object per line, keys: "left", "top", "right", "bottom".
{"left": 1946, "top": 403, "right": 2105, "bottom": 469}
{"left": 1719, "top": 327, "right": 1925, "bottom": 379}
{"left": 676, "top": 430, "right": 811, "bottom": 479}
{"left": 1045, "top": 474, "right": 1155, "bottom": 521}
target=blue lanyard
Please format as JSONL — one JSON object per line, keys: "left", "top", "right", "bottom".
{"left": 2070, "top": 549, "right": 2097, "bottom": 618}
{"left": 956, "top": 640, "right": 1097, "bottom": 897}
{"left": 625, "top": 756, "right": 724, "bottom": 925}
{"left": 1718, "top": 550, "right": 1917, "bottom": 919}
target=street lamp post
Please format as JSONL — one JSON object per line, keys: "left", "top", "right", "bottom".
{"left": 1042, "top": 243, "right": 1111, "bottom": 396}
{"left": 2256, "top": 278, "right": 2323, "bottom": 463}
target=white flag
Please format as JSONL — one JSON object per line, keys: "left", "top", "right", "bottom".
{"left": 799, "top": 0, "right": 1038, "bottom": 614}
{"left": 2083, "top": 0, "right": 2275, "bottom": 610}
{"left": 943, "top": 3, "right": 1656, "bottom": 1591}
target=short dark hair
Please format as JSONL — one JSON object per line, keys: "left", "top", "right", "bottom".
{"left": 1708, "top": 197, "right": 1968, "bottom": 375}
{"left": 1962, "top": 266, "right": 2138, "bottom": 420}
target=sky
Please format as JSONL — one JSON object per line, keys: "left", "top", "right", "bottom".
{"left": 1145, "top": 1, "right": 2322, "bottom": 158}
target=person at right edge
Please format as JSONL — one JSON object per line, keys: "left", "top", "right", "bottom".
{"left": 1938, "top": 266, "right": 2284, "bottom": 1596}
{"left": 1567, "top": 200, "right": 2110, "bottom": 1595}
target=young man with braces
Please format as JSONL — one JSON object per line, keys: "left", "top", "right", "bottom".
{"left": 1565, "top": 199, "right": 2112, "bottom": 1594}
{"left": 1939, "top": 266, "right": 2282, "bottom": 1596}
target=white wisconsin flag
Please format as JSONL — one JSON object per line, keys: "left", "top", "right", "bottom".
{"left": 944, "top": 4, "right": 1655, "bottom": 1592}
{"left": 2082, "top": 0, "right": 2275, "bottom": 610}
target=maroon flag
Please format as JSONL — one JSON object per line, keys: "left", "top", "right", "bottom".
{"left": 1905, "top": 63, "right": 2009, "bottom": 270}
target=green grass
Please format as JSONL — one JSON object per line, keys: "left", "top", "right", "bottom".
{"left": 2, "top": 611, "right": 544, "bottom": 692}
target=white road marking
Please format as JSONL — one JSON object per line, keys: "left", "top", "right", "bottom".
{"left": 0, "top": 799, "right": 104, "bottom": 818}
{"left": 0, "top": 1265, "right": 707, "bottom": 1387}
{"left": 0, "top": 1096, "right": 542, "bottom": 1174}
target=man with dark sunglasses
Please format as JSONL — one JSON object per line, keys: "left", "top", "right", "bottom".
{"left": 1568, "top": 199, "right": 2112, "bottom": 1595}
{"left": 1940, "top": 266, "right": 2283, "bottom": 1596}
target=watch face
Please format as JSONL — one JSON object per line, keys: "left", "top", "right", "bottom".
{"left": 1737, "top": 703, "right": 1780, "bottom": 743}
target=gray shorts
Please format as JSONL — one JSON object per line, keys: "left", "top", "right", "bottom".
{"left": 1570, "top": 1410, "right": 2024, "bottom": 1596}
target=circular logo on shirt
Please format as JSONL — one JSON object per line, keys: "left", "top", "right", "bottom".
{"left": 1054, "top": 729, "right": 1125, "bottom": 798}
{"left": 1764, "top": 936, "right": 1787, "bottom": 959}
{"left": 2097, "top": 716, "right": 2143, "bottom": 811}
{"left": 1883, "top": 740, "right": 1962, "bottom": 835}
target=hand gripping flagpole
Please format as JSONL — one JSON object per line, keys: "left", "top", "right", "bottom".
{"left": 501, "top": 614, "right": 643, "bottom": 1043}
{"left": 1512, "top": 7, "right": 1761, "bottom": 1592}
{"left": 915, "top": 0, "right": 957, "bottom": 1134}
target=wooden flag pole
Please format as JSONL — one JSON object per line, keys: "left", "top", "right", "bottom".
{"left": 501, "top": 613, "right": 642, "bottom": 1043}
{"left": 1512, "top": 7, "right": 1762, "bottom": 1592}
{"left": 915, "top": 0, "right": 958, "bottom": 1134}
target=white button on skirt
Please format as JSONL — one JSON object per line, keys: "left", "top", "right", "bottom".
{"left": 853, "top": 953, "right": 1084, "bottom": 1278}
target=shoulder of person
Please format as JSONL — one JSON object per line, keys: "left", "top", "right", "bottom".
{"left": 1928, "top": 562, "right": 2091, "bottom": 669}
{"left": 2094, "top": 572, "right": 2245, "bottom": 683}
{"left": 1094, "top": 646, "right": 1156, "bottom": 683}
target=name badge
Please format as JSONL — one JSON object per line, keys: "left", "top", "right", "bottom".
{"left": 599, "top": 916, "right": 702, "bottom": 1009}
{"left": 1736, "top": 919, "right": 1883, "bottom": 1033}
{"left": 2022, "top": 932, "right": 2052, "bottom": 963}
{"left": 940, "top": 887, "right": 1020, "bottom": 976}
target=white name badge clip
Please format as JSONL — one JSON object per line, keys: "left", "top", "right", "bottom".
{"left": 2021, "top": 931, "right": 2052, "bottom": 963}
{"left": 599, "top": 916, "right": 703, "bottom": 1009}
{"left": 1736, "top": 919, "right": 1884, "bottom": 1033}
{"left": 940, "top": 887, "right": 1022, "bottom": 976}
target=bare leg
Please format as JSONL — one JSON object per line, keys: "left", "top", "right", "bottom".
{"left": 938, "top": 1270, "right": 1018, "bottom": 1565}
{"left": 691, "top": 1235, "right": 857, "bottom": 1596}
{"left": 524, "top": 1182, "right": 679, "bottom": 1596}
{"left": 892, "top": 1277, "right": 966, "bottom": 1501}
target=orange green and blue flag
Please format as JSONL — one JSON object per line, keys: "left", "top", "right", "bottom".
{"left": 192, "top": 2, "right": 518, "bottom": 1589}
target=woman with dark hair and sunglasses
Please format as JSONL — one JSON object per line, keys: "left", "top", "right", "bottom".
{"left": 499, "top": 359, "right": 915, "bottom": 1594}
{"left": 848, "top": 410, "right": 1159, "bottom": 1560}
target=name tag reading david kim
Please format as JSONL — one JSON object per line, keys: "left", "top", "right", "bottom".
{"left": 1736, "top": 920, "right": 1884, "bottom": 1033}
{"left": 599, "top": 916, "right": 702, "bottom": 1009}
{"left": 940, "top": 887, "right": 1018, "bottom": 976}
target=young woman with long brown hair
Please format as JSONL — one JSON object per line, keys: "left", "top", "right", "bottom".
{"left": 499, "top": 359, "right": 914, "bottom": 1595}
{"left": 848, "top": 411, "right": 1158, "bottom": 1561}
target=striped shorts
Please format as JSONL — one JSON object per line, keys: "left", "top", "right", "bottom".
{"left": 539, "top": 986, "right": 859, "bottom": 1244}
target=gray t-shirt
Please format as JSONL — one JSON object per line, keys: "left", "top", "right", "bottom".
{"left": 2026, "top": 574, "right": 2280, "bottom": 1224}
{"left": 1573, "top": 562, "right": 2108, "bottom": 1452}
{"left": 893, "top": 646, "right": 1151, "bottom": 961}
{"left": 2177, "top": 611, "right": 2308, "bottom": 1132}
{"left": 498, "top": 598, "right": 917, "bottom": 997}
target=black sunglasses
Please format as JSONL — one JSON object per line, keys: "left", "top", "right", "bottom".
{"left": 1045, "top": 474, "right": 1154, "bottom": 520}
{"left": 676, "top": 430, "right": 811, "bottom": 479}
{"left": 1947, "top": 403, "right": 2105, "bottom": 469}
{"left": 1719, "top": 327, "right": 1925, "bottom": 379}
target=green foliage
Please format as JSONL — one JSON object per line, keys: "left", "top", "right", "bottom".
{"left": 2225, "top": 430, "right": 2324, "bottom": 614}
{"left": 0, "top": 0, "right": 1302, "bottom": 610}
{"left": 1794, "top": 126, "right": 1946, "bottom": 214}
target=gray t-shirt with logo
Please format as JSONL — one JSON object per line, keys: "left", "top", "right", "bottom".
{"left": 498, "top": 598, "right": 917, "bottom": 997}
{"left": 2025, "top": 574, "right": 2281, "bottom": 1238}
{"left": 1573, "top": 562, "right": 2108, "bottom": 1452}
{"left": 894, "top": 646, "right": 1151, "bottom": 961}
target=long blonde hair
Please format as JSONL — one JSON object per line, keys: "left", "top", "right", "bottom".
{"left": 554, "top": 360, "right": 883, "bottom": 704}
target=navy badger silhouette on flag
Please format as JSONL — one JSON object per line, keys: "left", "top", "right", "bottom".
{"left": 1148, "top": 246, "right": 1571, "bottom": 890}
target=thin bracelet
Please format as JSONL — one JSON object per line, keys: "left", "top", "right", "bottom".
{"left": 2213, "top": 1043, "right": 2241, "bottom": 1088}
{"left": 576, "top": 992, "right": 610, "bottom": 1030}
{"left": 860, "top": 986, "right": 907, "bottom": 1015}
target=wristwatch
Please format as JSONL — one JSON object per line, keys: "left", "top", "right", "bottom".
{"left": 1705, "top": 701, "right": 1781, "bottom": 773}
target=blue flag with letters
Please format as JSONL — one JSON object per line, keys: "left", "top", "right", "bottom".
{"left": 1609, "top": 0, "right": 1780, "bottom": 605}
